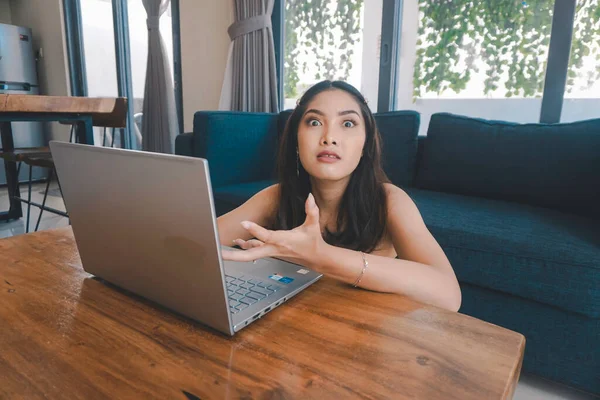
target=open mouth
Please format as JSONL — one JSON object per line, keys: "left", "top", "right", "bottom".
{"left": 317, "top": 151, "right": 341, "bottom": 160}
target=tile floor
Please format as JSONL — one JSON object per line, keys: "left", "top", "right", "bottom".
{"left": 0, "top": 181, "right": 70, "bottom": 237}
{"left": 0, "top": 183, "right": 597, "bottom": 400}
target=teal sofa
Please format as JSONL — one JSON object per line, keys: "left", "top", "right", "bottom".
{"left": 176, "top": 110, "right": 600, "bottom": 395}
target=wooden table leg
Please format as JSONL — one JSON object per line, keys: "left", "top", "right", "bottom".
{"left": 0, "top": 121, "right": 23, "bottom": 221}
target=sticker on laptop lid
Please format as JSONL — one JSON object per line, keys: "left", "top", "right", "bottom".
{"left": 296, "top": 269, "right": 309, "bottom": 275}
{"left": 269, "top": 273, "right": 283, "bottom": 281}
{"left": 269, "top": 274, "right": 294, "bottom": 284}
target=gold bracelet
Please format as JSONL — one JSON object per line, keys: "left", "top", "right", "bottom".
{"left": 353, "top": 251, "right": 369, "bottom": 287}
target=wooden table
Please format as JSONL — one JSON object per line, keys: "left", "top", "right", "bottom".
{"left": 0, "top": 94, "right": 127, "bottom": 221}
{"left": 0, "top": 228, "right": 526, "bottom": 399}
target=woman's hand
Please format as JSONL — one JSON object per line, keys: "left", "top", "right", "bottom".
{"left": 232, "top": 238, "right": 265, "bottom": 250}
{"left": 222, "top": 193, "right": 325, "bottom": 268}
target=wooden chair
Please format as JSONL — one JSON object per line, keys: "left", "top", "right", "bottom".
{"left": 21, "top": 152, "right": 68, "bottom": 233}
{"left": 0, "top": 123, "right": 77, "bottom": 232}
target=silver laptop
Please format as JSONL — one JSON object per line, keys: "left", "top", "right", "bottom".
{"left": 50, "top": 141, "right": 322, "bottom": 336}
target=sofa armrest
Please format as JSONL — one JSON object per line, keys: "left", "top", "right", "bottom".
{"left": 175, "top": 132, "right": 194, "bottom": 157}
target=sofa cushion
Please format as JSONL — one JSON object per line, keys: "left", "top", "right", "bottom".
{"left": 405, "top": 188, "right": 600, "bottom": 318}
{"left": 213, "top": 180, "right": 276, "bottom": 217}
{"left": 193, "top": 112, "right": 279, "bottom": 188}
{"left": 375, "top": 111, "right": 420, "bottom": 187}
{"left": 415, "top": 113, "right": 600, "bottom": 218}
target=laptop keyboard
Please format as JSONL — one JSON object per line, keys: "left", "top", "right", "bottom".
{"left": 225, "top": 275, "right": 281, "bottom": 314}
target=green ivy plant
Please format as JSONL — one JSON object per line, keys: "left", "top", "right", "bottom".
{"left": 413, "top": 0, "right": 600, "bottom": 99}
{"left": 284, "top": 0, "right": 363, "bottom": 98}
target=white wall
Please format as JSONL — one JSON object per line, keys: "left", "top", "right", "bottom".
{"left": 561, "top": 99, "right": 600, "bottom": 122}
{"left": 9, "top": 0, "right": 71, "bottom": 141}
{"left": 0, "top": 0, "right": 11, "bottom": 24}
{"left": 179, "top": 0, "right": 232, "bottom": 132}
{"left": 404, "top": 98, "right": 600, "bottom": 135}
{"left": 410, "top": 99, "right": 543, "bottom": 135}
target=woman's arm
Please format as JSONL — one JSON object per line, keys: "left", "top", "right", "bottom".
{"left": 311, "top": 185, "right": 461, "bottom": 311}
{"left": 313, "top": 247, "right": 461, "bottom": 311}
{"left": 221, "top": 187, "right": 462, "bottom": 312}
{"left": 216, "top": 184, "right": 279, "bottom": 246}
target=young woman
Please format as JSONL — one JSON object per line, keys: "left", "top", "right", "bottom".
{"left": 217, "top": 80, "right": 461, "bottom": 312}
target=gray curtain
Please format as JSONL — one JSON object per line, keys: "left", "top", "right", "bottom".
{"left": 141, "top": 0, "right": 178, "bottom": 153}
{"left": 220, "top": 0, "right": 279, "bottom": 112}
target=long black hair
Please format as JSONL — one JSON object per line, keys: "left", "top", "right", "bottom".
{"left": 272, "top": 80, "right": 389, "bottom": 253}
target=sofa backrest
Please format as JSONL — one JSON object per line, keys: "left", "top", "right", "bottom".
{"left": 193, "top": 109, "right": 421, "bottom": 189}
{"left": 415, "top": 112, "right": 600, "bottom": 217}
{"left": 193, "top": 111, "right": 279, "bottom": 188}
{"left": 374, "top": 111, "right": 421, "bottom": 187}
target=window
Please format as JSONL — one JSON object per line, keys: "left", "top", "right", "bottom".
{"left": 395, "top": 0, "right": 553, "bottom": 134}
{"left": 277, "top": 0, "right": 599, "bottom": 126}
{"left": 283, "top": 0, "right": 382, "bottom": 110}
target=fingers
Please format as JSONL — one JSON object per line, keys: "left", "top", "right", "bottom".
{"left": 221, "top": 244, "right": 277, "bottom": 262}
{"left": 303, "top": 193, "right": 320, "bottom": 227}
{"left": 241, "top": 221, "right": 272, "bottom": 243}
{"left": 233, "top": 238, "right": 264, "bottom": 249}
{"left": 246, "top": 239, "right": 264, "bottom": 248}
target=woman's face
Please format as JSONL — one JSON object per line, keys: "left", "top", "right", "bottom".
{"left": 297, "top": 89, "right": 366, "bottom": 182}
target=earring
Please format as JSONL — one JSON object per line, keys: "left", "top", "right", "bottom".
{"left": 296, "top": 148, "right": 299, "bottom": 177}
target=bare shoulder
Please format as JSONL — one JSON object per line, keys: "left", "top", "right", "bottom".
{"left": 381, "top": 185, "right": 453, "bottom": 274}
{"left": 383, "top": 183, "right": 414, "bottom": 208}
{"left": 242, "top": 183, "right": 280, "bottom": 223}
{"left": 252, "top": 183, "right": 280, "bottom": 199}
{"left": 251, "top": 183, "right": 280, "bottom": 206}
{"left": 383, "top": 183, "right": 424, "bottom": 225}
